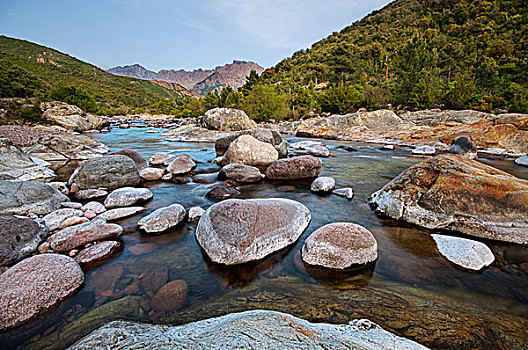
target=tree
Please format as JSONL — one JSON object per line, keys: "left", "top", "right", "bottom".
{"left": 49, "top": 85, "right": 98, "bottom": 113}
{"left": 445, "top": 73, "right": 476, "bottom": 109}
{"left": 241, "top": 85, "right": 291, "bottom": 122}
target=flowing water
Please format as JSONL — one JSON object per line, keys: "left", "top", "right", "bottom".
{"left": 2, "top": 127, "right": 528, "bottom": 349}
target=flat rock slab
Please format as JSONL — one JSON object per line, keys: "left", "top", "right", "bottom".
{"left": 74, "top": 241, "right": 122, "bottom": 269}
{"left": 74, "top": 189, "right": 108, "bottom": 200}
{"left": 290, "top": 140, "right": 330, "bottom": 157}
{"left": 265, "top": 156, "right": 322, "bottom": 180}
{"left": 431, "top": 234, "right": 494, "bottom": 271}
{"left": 369, "top": 154, "right": 528, "bottom": 245}
{"left": 0, "top": 180, "right": 68, "bottom": 216}
{"left": 137, "top": 204, "right": 186, "bottom": 234}
{"left": 69, "top": 310, "right": 427, "bottom": 349}
{"left": 48, "top": 218, "right": 123, "bottom": 252}
{"left": 311, "top": 177, "right": 336, "bottom": 192}
{"left": 0, "top": 254, "right": 84, "bottom": 330}
{"left": 196, "top": 198, "right": 311, "bottom": 265}
{"left": 301, "top": 223, "right": 378, "bottom": 269}
{"left": 69, "top": 155, "right": 140, "bottom": 191}
{"left": 104, "top": 187, "right": 153, "bottom": 209}
{"left": 96, "top": 207, "right": 146, "bottom": 221}
{"left": 0, "top": 215, "right": 48, "bottom": 266}
{"left": 218, "top": 163, "right": 264, "bottom": 183}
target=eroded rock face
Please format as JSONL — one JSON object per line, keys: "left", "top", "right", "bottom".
{"left": 196, "top": 198, "right": 311, "bottom": 265}
{"left": 27, "top": 133, "right": 109, "bottom": 161}
{"left": 369, "top": 154, "right": 528, "bottom": 245}
{"left": 69, "top": 310, "right": 427, "bottom": 350}
{"left": 104, "top": 187, "right": 153, "bottom": 209}
{"left": 0, "top": 215, "right": 48, "bottom": 266}
{"left": 265, "top": 156, "right": 322, "bottom": 180}
{"left": 215, "top": 128, "right": 288, "bottom": 158}
{"left": 203, "top": 108, "right": 257, "bottom": 131}
{"left": 301, "top": 223, "right": 378, "bottom": 269}
{"left": 222, "top": 135, "right": 279, "bottom": 170}
{"left": 431, "top": 234, "right": 494, "bottom": 271}
{"left": 0, "top": 254, "right": 84, "bottom": 330}
{"left": 218, "top": 164, "right": 264, "bottom": 183}
{"left": 449, "top": 136, "right": 477, "bottom": 159}
{"left": 0, "top": 180, "right": 68, "bottom": 216}
{"left": 137, "top": 204, "right": 186, "bottom": 234}
{"left": 0, "top": 136, "right": 56, "bottom": 181}
{"left": 68, "top": 155, "right": 140, "bottom": 191}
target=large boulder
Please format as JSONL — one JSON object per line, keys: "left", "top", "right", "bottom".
{"left": 41, "top": 101, "right": 107, "bottom": 131}
{"left": 0, "top": 180, "right": 68, "bottom": 216}
{"left": 0, "top": 215, "right": 48, "bottom": 266}
{"left": 369, "top": 154, "right": 528, "bottom": 245}
{"left": 218, "top": 164, "right": 264, "bottom": 183}
{"left": 0, "top": 136, "right": 56, "bottom": 181}
{"left": 215, "top": 128, "right": 288, "bottom": 158}
{"left": 137, "top": 204, "right": 186, "bottom": 234}
{"left": 203, "top": 108, "right": 257, "bottom": 131}
{"left": 69, "top": 310, "right": 427, "bottom": 350}
{"left": 264, "top": 155, "right": 322, "bottom": 180}
{"left": 301, "top": 223, "right": 378, "bottom": 269}
{"left": 196, "top": 198, "right": 311, "bottom": 265}
{"left": 110, "top": 149, "right": 148, "bottom": 171}
{"left": 69, "top": 155, "right": 140, "bottom": 191}
{"left": 27, "top": 133, "right": 109, "bottom": 161}
{"left": 222, "top": 135, "right": 279, "bottom": 170}
{"left": 0, "top": 254, "right": 84, "bottom": 330}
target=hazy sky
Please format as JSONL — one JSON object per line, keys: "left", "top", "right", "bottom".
{"left": 0, "top": 0, "right": 391, "bottom": 71}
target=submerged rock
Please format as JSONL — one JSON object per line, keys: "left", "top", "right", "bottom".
{"left": 0, "top": 180, "right": 68, "bottom": 216}
{"left": 301, "top": 223, "right": 378, "bottom": 269}
{"left": 70, "top": 310, "right": 427, "bottom": 350}
{"left": 203, "top": 108, "right": 257, "bottom": 131}
{"left": 431, "top": 234, "right": 494, "bottom": 271}
{"left": 137, "top": 204, "right": 186, "bottom": 234}
{"left": 69, "top": 155, "right": 140, "bottom": 191}
{"left": 310, "top": 177, "right": 336, "bottom": 193}
{"left": 222, "top": 135, "right": 279, "bottom": 170}
{"left": 151, "top": 279, "right": 188, "bottom": 312}
{"left": 448, "top": 136, "right": 477, "bottom": 159}
{"left": 104, "top": 187, "right": 153, "bottom": 209}
{"left": 218, "top": 163, "right": 264, "bottom": 183}
{"left": 0, "top": 254, "right": 84, "bottom": 330}
{"left": 369, "top": 154, "right": 528, "bottom": 245}
{"left": 265, "top": 155, "right": 322, "bottom": 180}
{"left": 0, "top": 215, "right": 48, "bottom": 266}
{"left": 196, "top": 198, "right": 311, "bottom": 265}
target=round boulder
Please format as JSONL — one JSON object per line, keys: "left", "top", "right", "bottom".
{"left": 449, "top": 136, "right": 477, "bottom": 159}
{"left": 167, "top": 154, "right": 196, "bottom": 175}
{"left": 139, "top": 167, "right": 165, "bottom": 181}
{"left": 68, "top": 155, "right": 140, "bottom": 191}
{"left": 218, "top": 164, "right": 264, "bottom": 183}
{"left": 0, "top": 254, "right": 84, "bottom": 330}
{"left": 203, "top": 108, "right": 257, "bottom": 131}
{"left": 215, "top": 128, "right": 288, "bottom": 158}
{"left": 310, "top": 177, "right": 336, "bottom": 193}
{"left": 196, "top": 198, "right": 311, "bottom": 265}
{"left": 137, "top": 204, "right": 186, "bottom": 234}
{"left": 151, "top": 279, "right": 188, "bottom": 312}
{"left": 301, "top": 223, "right": 378, "bottom": 269}
{"left": 0, "top": 215, "right": 48, "bottom": 266}
{"left": 264, "top": 155, "right": 322, "bottom": 180}
{"left": 222, "top": 135, "right": 279, "bottom": 170}
{"left": 104, "top": 187, "right": 153, "bottom": 209}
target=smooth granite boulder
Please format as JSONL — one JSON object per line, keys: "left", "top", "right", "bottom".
{"left": 69, "top": 155, "right": 140, "bottom": 191}
{"left": 431, "top": 234, "right": 495, "bottom": 271}
{"left": 0, "top": 215, "right": 48, "bottom": 266}
{"left": 265, "top": 156, "right": 322, "bottom": 180}
{"left": 222, "top": 135, "right": 279, "bottom": 170}
{"left": 0, "top": 180, "right": 68, "bottom": 216}
{"left": 137, "top": 204, "right": 186, "bottom": 234}
{"left": 203, "top": 108, "right": 257, "bottom": 131}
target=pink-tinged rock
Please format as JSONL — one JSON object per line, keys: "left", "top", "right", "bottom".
{"left": 166, "top": 154, "right": 196, "bottom": 175}
{"left": 38, "top": 241, "right": 53, "bottom": 254}
{"left": 74, "top": 189, "right": 108, "bottom": 200}
{"left": 48, "top": 182, "right": 70, "bottom": 196}
{"left": 137, "top": 204, "right": 185, "bottom": 234}
{"left": 140, "top": 266, "right": 168, "bottom": 292}
{"left": 48, "top": 218, "right": 123, "bottom": 252}
{"left": 301, "top": 223, "right": 378, "bottom": 269}
{"left": 59, "top": 216, "right": 90, "bottom": 229}
{"left": 264, "top": 155, "right": 322, "bottom": 180}
{"left": 104, "top": 187, "right": 153, "bottom": 209}
{"left": 96, "top": 207, "right": 146, "bottom": 221}
{"left": 43, "top": 208, "right": 84, "bottom": 231}
{"left": 139, "top": 167, "right": 165, "bottom": 181}
{"left": 0, "top": 254, "right": 84, "bottom": 330}
{"left": 149, "top": 152, "right": 174, "bottom": 166}
{"left": 81, "top": 201, "right": 106, "bottom": 215}
{"left": 89, "top": 264, "right": 123, "bottom": 297}
{"left": 128, "top": 243, "right": 156, "bottom": 255}
{"left": 84, "top": 210, "right": 97, "bottom": 219}
{"left": 61, "top": 201, "right": 82, "bottom": 209}
{"left": 151, "top": 279, "right": 188, "bottom": 312}
{"left": 74, "top": 241, "right": 122, "bottom": 269}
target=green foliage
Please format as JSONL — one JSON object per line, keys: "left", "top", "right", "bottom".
{"left": 445, "top": 74, "right": 476, "bottom": 110}
{"left": 317, "top": 85, "right": 364, "bottom": 114}
{"left": 50, "top": 85, "right": 98, "bottom": 113}
{"left": 241, "top": 85, "right": 291, "bottom": 122}
{"left": 4, "top": 99, "right": 43, "bottom": 123}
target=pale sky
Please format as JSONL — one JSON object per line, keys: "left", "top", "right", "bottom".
{"left": 0, "top": 0, "right": 392, "bottom": 71}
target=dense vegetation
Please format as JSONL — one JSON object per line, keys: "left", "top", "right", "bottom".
{"left": 227, "top": 0, "right": 528, "bottom": 120}
{"left": 0, "top": 35, "right": 186, "bottom": 115}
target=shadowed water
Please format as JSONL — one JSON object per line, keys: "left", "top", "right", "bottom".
{"left": 2, "top": 127, "right": 527, "bottom": 349}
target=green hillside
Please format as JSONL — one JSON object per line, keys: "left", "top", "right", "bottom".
{"left": 237, "top": 0, "right": 528, "bottom": 118}
{"left": 0, "top": 35, "right": 183, "bottom": 115}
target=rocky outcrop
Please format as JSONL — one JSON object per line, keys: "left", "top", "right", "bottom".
{"left": 431, "top": 234, "right": 494, "bottom": 271}
{"left": 69, "top": 310, "right": 427, "bottom": 350}
{"left": 369, "top": 154, "right": 528, "bottom": 245}
{"left": 310, "top": 177, "right": 335, "bottom": 193}
{"left": 41, "top": 102, "right": 107, "bottom": 132}
{"left": 203, "top": 108, "right": 257, "bottom": 131}
{"left": 449, "top": 136, "right": 477, "bottom": 159}
{"left": 215, "top": 128, "right": 288, "bottom": 158}
{"left": 196, "top": 198, "right": 311, "bottom": 265}
{"left": 400, "top": 109, "right": 492, "bottom": 126}
{"left": 137, "top": 204, "right": 186, "bottom": 234}
{"left": 0, "top": 254, "right": 84, "bottom": 330}
{"left": 222, "top": 135, "right": 279, "bottom": 170}
{"left": 0, "top": 136, "right": 56, "bottom": 181}
{"left": 0, "top": 215, "right": 48, "bottom": 266}
{"left": 69, "top": 155, "right": 140, "bottom": 191}
{"left": 0, "top": 180, "right": 68, "bottom": 216}
{"left": 218, "top": 164, "right": 264, "bottom": 183}
{"left": 301, "top": 223, "right": 378, "bottom": 269}
{"left": 27, "top": 133, "right": 109, "bottom": 161}
{"left": 264, "top": 156, "right": 322, "bottom": 180}
{"left": 104, "top": 187, "right": 153, "bottom": 209}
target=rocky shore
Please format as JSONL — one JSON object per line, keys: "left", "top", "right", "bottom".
{"left": 0, "top": 106, "right": 527, "bottom": 349}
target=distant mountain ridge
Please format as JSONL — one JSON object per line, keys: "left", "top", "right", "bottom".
{"left": 108, "top": 60, "right": 265, "bottom": 96}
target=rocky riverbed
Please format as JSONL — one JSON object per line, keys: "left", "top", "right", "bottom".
{"left": 0, "top": 107, "right": 527, "bottom": 349}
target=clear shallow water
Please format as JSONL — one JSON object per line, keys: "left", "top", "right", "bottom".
{"left": 2, "top": 127, "right": 528, "bottom": 349}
